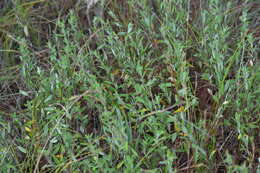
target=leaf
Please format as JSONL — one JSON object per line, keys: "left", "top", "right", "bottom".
{"left": 180, "top": 132, "right": 188, "bottom": 136}
{"left": 17, "top": 146, "right": 27, "bottom": 153}
{"left": 50, "top": 137, "right": 58, "bottom": 144}
{"left": 140, "top": 108, "right": 149, "bottom": 113}
{"left": 23, "top": 25, "right": 29, "bottom": 37}
{"left": 174, "top": 123, "right": 181, "bottom": 132}
{"left": 210, "top": 150, "right": 217, "bottom": 159}
{"left": 117, "top": 160, "right": 124, "bottom": 169}
{"left": 56, "top": 154, "right": 63, "bottom": 158}
{"left": 19, "top": 90, "right": 29, "bottom": 97}
{"left": 24, "top": 126, "right": 31, "bottom": 132}
{"left": 112, "top": 69, "right": 120, "bottom": 75}
{"left": 174, "top": 106, "right": 185, "bottom": 113}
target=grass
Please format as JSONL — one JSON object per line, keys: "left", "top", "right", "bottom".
{"left": 0, "top": 0, "right": 259, "bottom": 172}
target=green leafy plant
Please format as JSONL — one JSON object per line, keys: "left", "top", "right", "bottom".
{"left": 0, "top": 0, "right": 259, "bottom": 172}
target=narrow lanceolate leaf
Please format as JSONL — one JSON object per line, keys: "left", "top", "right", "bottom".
{"left": 19, "top": 90, "right": 29, "bottom": 97}
{"left": 17, "top": 146, "right": 27, "bottom": 153}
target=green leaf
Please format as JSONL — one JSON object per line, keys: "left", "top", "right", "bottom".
{"left": 17, "top": 146, "right": 26, "bottom": 153}
{"left": 19, "top": 90, "right": 29, "bottom": 97}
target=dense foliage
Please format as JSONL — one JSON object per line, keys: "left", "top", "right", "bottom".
{"left": 0, "top": 0, "right": 259, "bottom": 172}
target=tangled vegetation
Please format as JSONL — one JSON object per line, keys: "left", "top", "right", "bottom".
{"left": 0, "top": 0, "right": 259, "bottom": 172}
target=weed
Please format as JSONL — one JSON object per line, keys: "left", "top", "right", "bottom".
{"left": 0, "top": 0, "right": 259, "bottom": 172}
